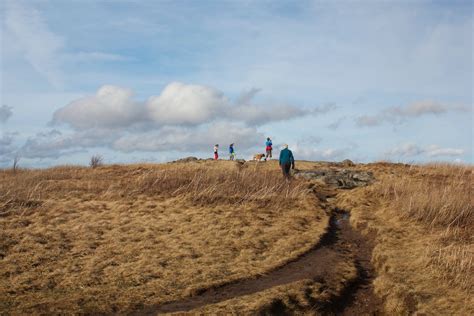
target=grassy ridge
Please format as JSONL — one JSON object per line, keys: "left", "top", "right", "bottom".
{"left": 0, "top": 160, "right": 327, "bottom": 314}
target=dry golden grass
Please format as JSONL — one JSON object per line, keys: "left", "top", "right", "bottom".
{"left": 0, "top": 160, "right": 328, "bottom": 314}
{"left": 2, "top": 159, "right": 472, "bottom": 314}
{"left": 338, "top": 162, "right": 473, "bottom": 315}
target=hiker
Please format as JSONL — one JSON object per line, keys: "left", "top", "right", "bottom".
{"left": 279, "top": 144, "right": 295, "bottom": 179}
{"left": 229, "top": 143, "right": 236, "bottom": 160}
{"left": 214, "top": 144, "right": 219, "bottom": 160}
{"left": 265, "top": 137, "right": 273, "bottom": 160}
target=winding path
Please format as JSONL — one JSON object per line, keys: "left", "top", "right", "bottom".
{"left": 131, "top": 200, "right": 383, "bottom": 315}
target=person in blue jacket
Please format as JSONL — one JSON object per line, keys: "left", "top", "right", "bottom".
{"left": 265, "top": 137, "right": 273, "bottom": 160}
{"left": 279, "top": 144, "right": 295, "bottom": 179}
{"left": 229, "top": 143, "right": 236, "bottom": 160}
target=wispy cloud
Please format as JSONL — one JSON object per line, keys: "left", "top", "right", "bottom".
{"left": 356, "top": 100, "right": 470, "bottom": 127}
{"left": 327, "top": 116, "right": 347, "bottom": 130}
{"left": 65, "top": 51, "right": 134, "bottom": 63}
{"left": 4, "top": 0, "right": 135, "bottom": 89}
{"left": 5, "top": 0, "right": 64, "bottom": 87}
{"left": 385, "top": 143, "right": 465, "bottom": 158}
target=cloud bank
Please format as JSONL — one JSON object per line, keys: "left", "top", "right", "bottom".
{"left": 13, "top": 82, "right": 334, "bottom": 160}
{"left": 52, "top": 82, "right": 331, "bottom": 131}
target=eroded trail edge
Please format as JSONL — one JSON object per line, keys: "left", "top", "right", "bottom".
{"left": 132, "top": 199, "right": 382, "bottom": 315}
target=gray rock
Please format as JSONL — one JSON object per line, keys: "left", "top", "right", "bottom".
{"left": 174, "top": 156, "right": 199, "bottom": 163}
{"left": 341, "top": 159, "right": 355, "bottom": 167}
{"left": 293, "top": 169, "right": 374, "bottom": 189}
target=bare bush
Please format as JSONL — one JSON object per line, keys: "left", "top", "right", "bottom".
{"left": 12, "top": 155, "right": 20, "bottom": 173}
{"left": 90, "top": 155, "right": 103, "bottom": 168}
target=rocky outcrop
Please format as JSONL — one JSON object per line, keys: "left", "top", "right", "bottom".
{"left": 293, "top": 169, "right": 374, "bottom": 189}
{"left": 173, "top": 157, "right": 199, "bottom": 163}
{"left": 341, "top": 159, "right": 355, "bottom": 167}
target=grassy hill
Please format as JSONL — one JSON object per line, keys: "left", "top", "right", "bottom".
{"left": 0, "top": 160, "right": 472, "bottom": 314}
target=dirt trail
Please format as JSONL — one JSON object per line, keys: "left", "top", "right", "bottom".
{"left": 132, "top": 199, "right": 383, "bottom": 315}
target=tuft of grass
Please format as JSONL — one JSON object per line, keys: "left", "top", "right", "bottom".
{"left": 375, "top": 164, "right": 473, "bottom": 291}
{"left": 376, "top": 163, "right": 472, "bottom": 229}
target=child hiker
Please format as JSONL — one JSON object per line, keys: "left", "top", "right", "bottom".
{"left": 229, "top": 143, "right": 236, "bottom": 160}
{"left": 214, "top": 144, "right": 219, "bottom": 160}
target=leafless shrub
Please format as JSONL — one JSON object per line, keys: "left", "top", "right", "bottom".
{"left": 12, "top": 155, "right": 20, "bottom": 173}
{"left": 90, "top": 155, "right": 103, "bottom": 168}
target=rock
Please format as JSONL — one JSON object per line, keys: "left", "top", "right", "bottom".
{"left": 293, "top": 169, "right": 374, "bottom": 189}
{"left": 341, "top": 159, "right": 355, "bottom": 167}
{"left": 174, "top": 157, "right": 199, "bottom": 163}
{"left": 235, "top": 159, "right": 246, "bottom": 163}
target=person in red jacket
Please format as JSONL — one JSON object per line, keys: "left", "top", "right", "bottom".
{"left": 213, "top": 144, "right": 219, "bottom": 160}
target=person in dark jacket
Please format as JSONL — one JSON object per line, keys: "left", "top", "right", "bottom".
{"left": 279, "top": 144, "right": 295, "bottom": 179}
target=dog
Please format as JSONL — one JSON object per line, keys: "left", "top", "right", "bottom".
{"left": 253, "top": 153, "right": 267, "bottom": 161}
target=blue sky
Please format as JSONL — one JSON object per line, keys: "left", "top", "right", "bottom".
{"left": 0, "top": 0, "right": 472, "bottom": 167}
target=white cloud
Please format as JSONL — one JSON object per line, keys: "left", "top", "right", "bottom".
{"left": 385, "top": 143, "right": 465, "bottom": 158}
{"left": 52, "top": 82, "right": 331, "bottom": 130}
{"left": 147, "top": 82, "right": 228, "bottom": 126}
{"left": 356, "top": 100, "right": 470, "bottom": 127}
{"left": 387, "top": 100, "right": 462, "bottom": 117}
{"left": 423, "top": 145, "right": 465, "bottom": 157}
{"left": 0, "top": 105, "right": 13, "bottom": 123}
{"left": 52, "top": 85, "right": 148, "bottom": 129}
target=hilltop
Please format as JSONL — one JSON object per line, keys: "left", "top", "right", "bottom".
{"left": 0, "top": 160, "right": 472, "bottom": 314}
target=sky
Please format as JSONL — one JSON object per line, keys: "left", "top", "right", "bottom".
{"left": 0, "top": 0, "right": 472, "bottom": 167}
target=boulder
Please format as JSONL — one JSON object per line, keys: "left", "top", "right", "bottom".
{"left": 293, "top": 169, "right": 374, "bottom": 189}
{"left": 174, "top": 157, "right": 199, "bottom": 163}
{"left": 341, "top": 159, "right": 355, "bottom": 167}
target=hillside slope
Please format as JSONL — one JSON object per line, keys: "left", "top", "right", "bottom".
{"left": 0, "top": 160, "right": 472, "bottom": 314}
